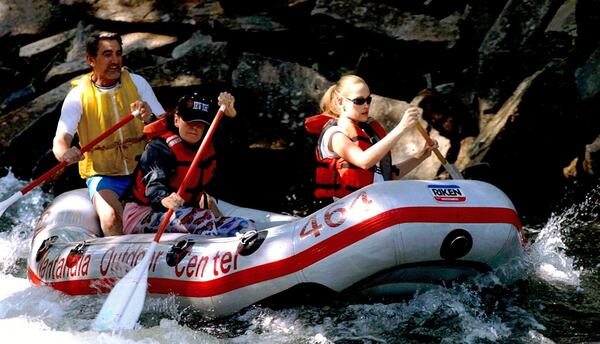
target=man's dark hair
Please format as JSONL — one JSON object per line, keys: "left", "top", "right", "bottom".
{"left": 86, "top": 32, "right": 123, "bottom": 56}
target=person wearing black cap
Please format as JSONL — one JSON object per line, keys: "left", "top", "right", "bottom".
{"left": 121, "top": 91, "right": 255, "bottom": 236}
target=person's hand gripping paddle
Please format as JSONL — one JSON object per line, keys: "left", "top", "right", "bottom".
{"left": 414, "top": 122, "right": 463, "bottom": 179}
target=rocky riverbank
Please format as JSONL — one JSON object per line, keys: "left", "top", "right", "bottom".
{"left": 1, "top": 0, "right": 599, "bottom": 217}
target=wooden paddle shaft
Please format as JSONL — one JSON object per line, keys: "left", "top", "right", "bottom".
{"left": 415, "top": 122, "right": 449, "bottom": 165}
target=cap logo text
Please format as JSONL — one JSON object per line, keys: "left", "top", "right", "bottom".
{"left": 193, "top": 101, "right": 209, "bottom": 112}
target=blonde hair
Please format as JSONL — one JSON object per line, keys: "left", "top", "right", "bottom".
{"left": 320, "top": 74, "right": 367, "bottom": 117}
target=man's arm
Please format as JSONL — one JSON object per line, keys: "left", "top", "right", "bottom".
{"left": 131, "top": 73, "right": 165, "bottom": 116}
{"left": 52, "top": 132, "right": 82, "bottom": 164}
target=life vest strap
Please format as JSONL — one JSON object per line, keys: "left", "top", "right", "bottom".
{"left": 89, "top": 135, "right": 146, "bottom": 152}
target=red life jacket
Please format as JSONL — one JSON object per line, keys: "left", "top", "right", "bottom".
{"left": 131, "top": 116, "right": 217, "bottom": 206}
{"left": 304, "top": 113, "right": 393, "bottom": 199}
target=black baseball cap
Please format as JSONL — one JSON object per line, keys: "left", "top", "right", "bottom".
{"left": 175, "top": 93, "right": 216, "bottom": 125}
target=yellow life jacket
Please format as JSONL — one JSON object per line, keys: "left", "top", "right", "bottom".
{"left": 74, "top": 69, "right": 146, "bottom": 178}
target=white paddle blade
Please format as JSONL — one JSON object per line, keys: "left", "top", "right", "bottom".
{"left": 92, "top": 242, "right": 157, "bottom": 331}
{"left": 0, "top": 191, "right": 24, "bottom": 218}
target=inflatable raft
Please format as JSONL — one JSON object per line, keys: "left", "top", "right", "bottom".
{"left": 27, "top": 180, "right": 525, "bottom": 316}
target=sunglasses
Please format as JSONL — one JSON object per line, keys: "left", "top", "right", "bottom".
{"left": 341, "top": 95, "right": 372, "bottom": 105}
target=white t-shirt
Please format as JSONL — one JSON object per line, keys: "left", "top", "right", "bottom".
{"left": 56, "top": 73, "right": 165, "bottom": 136}
{"left": 320, "top": 125, "right": 384, "bottom": 183}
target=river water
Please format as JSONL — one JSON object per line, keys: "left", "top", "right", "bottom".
{"left": 0, "top": 172, "right": 598, "bottom": 343}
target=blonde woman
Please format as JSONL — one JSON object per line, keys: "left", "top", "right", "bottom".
{"left": 305, "top": 75, "right": 437, "bottom": 201}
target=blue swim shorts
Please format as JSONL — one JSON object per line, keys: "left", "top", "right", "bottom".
{"left": 86, "top": 175, "right": 132, "bottom": 199}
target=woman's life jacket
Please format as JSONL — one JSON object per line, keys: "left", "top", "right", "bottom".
{"left": 130, "top": 116, "right": 217, "bottom": 208}
{"left": 304, "top": 113, "right": 394, "bottom": 199}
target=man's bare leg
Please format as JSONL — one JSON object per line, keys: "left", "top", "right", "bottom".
{"left": 93, "top": 189, "right": 124, "bottom": 236}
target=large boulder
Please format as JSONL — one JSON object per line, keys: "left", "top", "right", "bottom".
{"left": 0, "top": 0, "right": 60, "bottom": 38}
{"left": 476, "top": 0, "right": 564, "bottom": 112}
{"left": 312, "top": 0, "right": 461, "bottom": 43}
{"left": 0, "top": 79, "right": 72, "bottom": 177}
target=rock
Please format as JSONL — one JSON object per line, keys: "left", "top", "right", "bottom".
{"left": 583, "top": 135, "right": 600, "bottom": 175}
{"left": 18, "top": 28, "right": 76, "bottom": 58}
{"left": 0, "top": 84, "right": 37, "bottom": 114}
{"left": 215, "top": 14, "right": 289, "bottom": 33}
{"left": 87, "top": 0, "right": 224, "bottom": 25}
{"left": 232, "top": 52, "right": 330, "bottom": 129}
{"left": 44, "top": 60, "right": 89, "bottom": 84}
{"left": 171, "top": 31, "right": 213, "bottom": 59}
{"left": 312, "top": 0, "right": 461, "bottom": 43}
{"left": 575, "top": 0, "right": 600, "bottom": 60}
{"left": 458, "top": 70, "right": 544, "bottom": 169}
{"left": 122, "top": 32, "right": 178, "bottom": 55}
{"left": 545, "top": 0, "right": 576, "bottom": 33}
{"left": 0, "top": 0, "right": 58, "bottom": 38}
{"left": 0, "top": 79, "right": 72, "bottom": 177}
{"left": 138, "top": 39, "right": 231, "bottom": 88}
{"left": 477, "top": 0, "right": 564, "bottom": 112}
{"left": 575, "top": 45, "right": 600, "bottom": 101}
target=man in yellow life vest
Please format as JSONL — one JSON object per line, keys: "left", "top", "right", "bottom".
{"left": 52, "top": 32, "right": 165, "bottom": 236}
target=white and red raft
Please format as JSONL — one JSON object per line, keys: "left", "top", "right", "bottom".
{"left": 27, "top": 180, "right": 526, "bottom": 317}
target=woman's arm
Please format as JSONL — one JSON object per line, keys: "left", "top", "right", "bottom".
{"left": 332, "top": 107, "right": 420, "bottom": 169}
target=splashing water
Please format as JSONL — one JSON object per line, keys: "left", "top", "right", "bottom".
{"left": 526, "top": 186, "right": 600, "bottom": 286}
{"left": 0, "top": 171, "right": 51, "bottom": 275}
{"left": 0, "top": 172, "right": 598, "bottom": 343}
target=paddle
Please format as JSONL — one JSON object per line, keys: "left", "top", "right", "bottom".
{"left": 0, "top": 110, "right": 141, "bottom": 218}
{"left": 415, "top": 122, "right": 464, "bottom": 179}
{"left": 92, "top": 104, "right": 226, "bottom": 331}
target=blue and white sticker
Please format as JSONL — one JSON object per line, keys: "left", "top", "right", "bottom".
{"left": 428, "top": 184, "right": 466, "bottom": 202}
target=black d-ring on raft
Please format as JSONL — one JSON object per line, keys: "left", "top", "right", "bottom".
{"left": 166, "top": 239, "right": 194, "bottom": 267}
{"left": 440, "top": 228, "right": 473, "bottom": 260}
{"left": 237, "top": 230, "right": 268, "bottom": 256}
{"left": 66, "top": 241, "right": 89, "bottom": 268}
{"left": 35, "top": 235, "right": 58, "bottom": 262}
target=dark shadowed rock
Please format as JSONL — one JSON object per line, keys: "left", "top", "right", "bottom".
{"left": 459, "top": 67, "right": 582, "bottom": 214}
{"left": 219, "top": 0, "right": 299, "bottom": 15}
{"left": 458, "top": 70, "right": 544, "bottom": 169}
{"left": 215, "top": 14, "right": 289, "bottom": 33}
{"left": 461, "top": 0, "right": 507, "bottom": 47}
{"left": 44, "top": 22, "right": 94, "bottom": 84}
{"left": 138, "top": 38, "right": 231, "bottom": 88}
{"left": 0, "top": 79, "right": 72, "bottom": 177}
{"left": 575, "top": 0, "right": 600, "bottom": 61}
{"left": 232, "top": 52, "right": 330, "bottom": 122}
{"left": 0, "top": 0, "right": 599, "bottom": 218}
{"left": 477, "top": 0, "right": 564, "bottom": 112}
{"left": 312, "top": 0, "right": 461, "bottom": 43}
{"left": 583, "top": 135, "right": 600, "bottom": 176}
{"left": 575, "top": 45, "right": 600, "bottom": 101}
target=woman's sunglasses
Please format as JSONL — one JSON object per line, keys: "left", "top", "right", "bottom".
{"left": 341, "top": 95, "right": 372, "bottom": 105}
